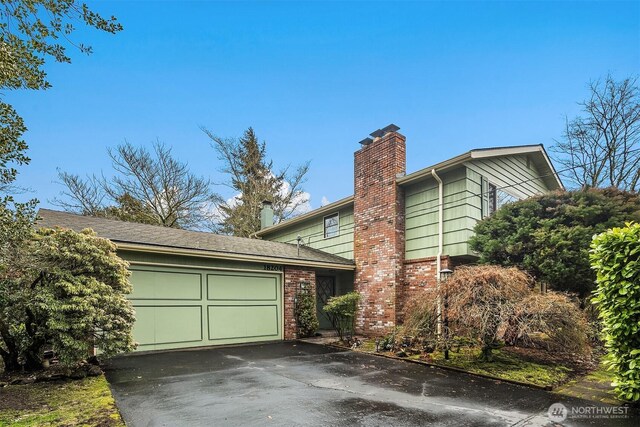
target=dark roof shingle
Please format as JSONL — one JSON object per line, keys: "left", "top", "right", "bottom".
{"left": 36, "top": 209, "right": 354, "bottom": 267}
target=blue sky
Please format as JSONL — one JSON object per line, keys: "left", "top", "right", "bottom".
{"left": 9, "top": 0, "right": 640, "bottom": 210}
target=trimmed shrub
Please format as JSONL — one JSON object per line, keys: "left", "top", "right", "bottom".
{"left": 324, "top": 292, "right": 360, "bottom": 342}
{"left": 295, "top": 292, "right": 318, "bottom": 338}
{"left": 591, "top": 222, "right": 640, "bottom": 402}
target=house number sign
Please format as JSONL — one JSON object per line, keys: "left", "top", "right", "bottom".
{"left": 263, "top": 264, "right": 282, "bottom": 271}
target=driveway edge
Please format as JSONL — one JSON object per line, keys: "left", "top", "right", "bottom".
{"left": 315, "top": 341, "right": 555, "bottom": 391}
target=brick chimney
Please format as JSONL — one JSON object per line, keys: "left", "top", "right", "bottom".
{"left": 353, "top": 125, "right": 406, "bottom": 335}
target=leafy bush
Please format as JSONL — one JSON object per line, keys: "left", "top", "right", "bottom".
{"left": 591, "top": 222, "right": 640, "bottom": 402}
{"left": 444, "top": 266, "right": 533, "bottom": 360}
{"left": 470, "top": 188, "right": 640, "bottom": 298}
{"left": 0, "top": 225, "right": 136, "bottom": 371}
{"left": 511, "top": 292, "right": 589, "bottom": 354}
{"left": 295, "top": 291, "right": 318, "bottom": 338}
{"left": 323, "top": 292, "right": 360, "bottom": 341}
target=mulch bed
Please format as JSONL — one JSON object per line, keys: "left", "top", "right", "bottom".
{"left": 0, "top": 384, "right": 44, "bottom": 411}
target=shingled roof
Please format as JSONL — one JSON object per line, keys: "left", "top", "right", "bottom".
{"left": 37, "top": 209, "right": 354, "bottom": 269}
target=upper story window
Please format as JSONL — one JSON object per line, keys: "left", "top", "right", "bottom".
{"left": 324, "top": 213, "right": 339, "bottom": 238}
{"left": 482, "top": 178, "right": 519, "bottom": 218}
{"left": 488, "top": 183, "right": 497, "bottom": 216}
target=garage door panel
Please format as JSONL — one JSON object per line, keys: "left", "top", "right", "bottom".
{"left": 207, "top": 273, "right": 278, "bottom": 301}
{"left": 128, "top": 266, "right": 282, "bottom": 351}
{"left": 208, "top": 305, "right": 279, "bottom": 340}
{"left": 134, "top": 306, "right": 203, "bottom": 347}
{"left": 129, "top": 270, "right": 202, "bottom": 300}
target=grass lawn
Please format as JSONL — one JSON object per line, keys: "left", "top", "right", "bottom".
{"left": 353, "top": 339, "right": 574, "bottom": 388}
{"left": 0, "top": 375, "right": 124, "bottom": 427}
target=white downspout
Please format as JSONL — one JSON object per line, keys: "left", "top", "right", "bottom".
{"left": 431, "top": 169, "right": 444, "bottom": 335}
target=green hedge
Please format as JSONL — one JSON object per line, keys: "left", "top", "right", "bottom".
{"left": 591, "top": 222, "right": 640, "bottom": 402}
{"left": 295, "top": 292, "right": 318, "bottom": 338}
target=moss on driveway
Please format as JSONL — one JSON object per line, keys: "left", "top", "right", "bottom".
{"left": 0, "top": 375, "right": 124, "bottom": 427}
{"left": 555, "top": 362, "right": 620, "bottom": 405}
{"left": 425, "top": 347, "right": 573, "bottom": 388}
{"left": 347, "top": 339, "right": 574, "bottom": 389}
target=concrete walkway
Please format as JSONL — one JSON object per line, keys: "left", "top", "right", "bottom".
{"left": 104, "top": 342, "right": 638, "bottom": 427}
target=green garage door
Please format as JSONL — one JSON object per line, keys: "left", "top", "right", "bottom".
{"left": 128, "top": 266, "right": 282, "bottom": 351}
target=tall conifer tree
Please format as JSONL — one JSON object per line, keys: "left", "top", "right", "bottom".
{"left": 204, "top": 127, "right": 310, "bottom": 237}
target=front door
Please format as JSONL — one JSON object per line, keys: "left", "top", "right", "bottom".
{"left": 316, "top": 276, "right": 336, "bottom": 329}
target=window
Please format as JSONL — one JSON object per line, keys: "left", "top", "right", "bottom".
{"left": 496, "top": 188, "right": 518, "bottom": 208}
{"left": 324, "top": 213, "right": 339, "bottom": 238}
{"left": 488, "top": 183, "right": 497, "bottom": 216}
{"left": 482, "top": 177, "right": 519, "bottom": 217}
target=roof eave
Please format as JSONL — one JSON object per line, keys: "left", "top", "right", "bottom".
{"left": 255, "top": 195, "right": 354, "bottom": 237}
{"left": 397, "top": 152, "right": 473, "bottom": 186}
{"left": 116, "top": 242, "right": 356, "bottom": 271}
{"left": 398, "top": 144, "right": 564, "bottom": 189}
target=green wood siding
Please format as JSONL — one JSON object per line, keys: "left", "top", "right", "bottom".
{"left": 466, "top": 154, "right": 550, "bottom": 200}
{"left": 466, "top": 154, "right": 552, "bottom": 223}
{"left": 260, "top": 154, "right": 552, "bottom": 261}
{"left": 405, "top": 168, "right": 476, "bottom": 259}
{"left": 405, "top": 155, "right": 551, "bottom": 259}
{"left": 260, "top": 206, "right": 355, "bottom": 260}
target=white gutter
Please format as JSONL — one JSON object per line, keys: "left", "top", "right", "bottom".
{"left": 431, "top": 168, "right": 444, "bottom": 335}
{"left": 431, "top": 169, "right": 444, "bottom": 281}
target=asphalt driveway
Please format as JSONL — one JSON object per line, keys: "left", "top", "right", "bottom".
{"left": 104, "top": 342, "right": 637, "bottom": 427}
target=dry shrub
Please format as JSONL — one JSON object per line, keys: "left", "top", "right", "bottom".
{"left": 403, "top": 290, "right": 439, "bottom": 342}
{"left": 444, "top": 266, "right": 534, "bottom": 360}
{"left": 402, "top": 265, "right": 592, "bottom": 361}
{"left": 513, "top": 292, "right": 590, "bottom": 355}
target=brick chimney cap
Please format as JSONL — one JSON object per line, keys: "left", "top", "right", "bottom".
{"left": 358, "top": 137, "right": 373, "bottom": 146}
{"left": 382, "top": 123, "right": 400, "bottom": 134}
{"left": 370, "top": 129, "right": 384, "bottom": 138}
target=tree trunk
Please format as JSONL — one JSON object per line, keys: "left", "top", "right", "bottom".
{"left": 0, "top": 324, "right": 22, "bottom": 373}
{"left": 480, "top": 345, "right": 493, "bottom": 362}
{"left": 0, "top": 350, "right": 21, "bottom": 373}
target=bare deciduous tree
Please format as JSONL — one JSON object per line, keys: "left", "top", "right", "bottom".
{"left": 54, "top": 141, "right": 215, "bottom": 230}
{"left": 54, "top": 171, "right": 104, "bottom": 215}
{"left": 552, "top": 75, "right": 640, "bottom": 191}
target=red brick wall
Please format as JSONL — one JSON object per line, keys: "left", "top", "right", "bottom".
{"left": 399, "top": 256, "right": 450, "bottom": 322}
{"left": 283, "top": 266, "right": 316, "bottom": 340}
{"left": 353, "top": 131, "right": 406, "bottom": 336}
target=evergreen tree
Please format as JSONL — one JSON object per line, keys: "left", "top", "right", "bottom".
{"left": 469, "top": 188, "right": 640, "bottom": 298}
{"left": 204, "top": 127, "right": 310, "bottom": 237}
